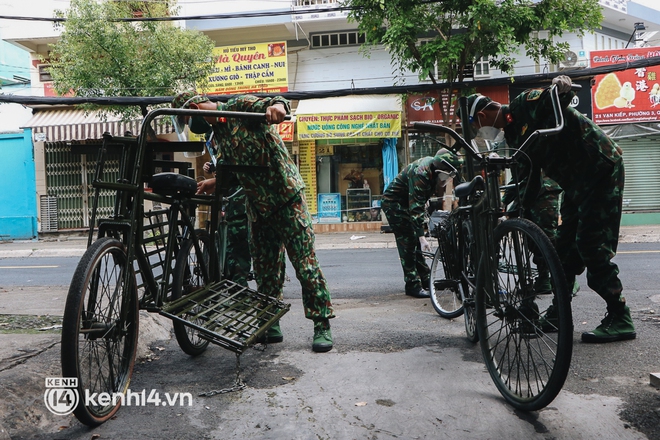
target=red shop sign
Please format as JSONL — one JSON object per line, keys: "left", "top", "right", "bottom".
{"left": 591, "top": 47, "right": 660, "bottom": 124}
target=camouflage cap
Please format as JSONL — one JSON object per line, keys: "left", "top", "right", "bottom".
{"left": 171, "top": 90, "right": 210, "bottom": 108}
{"left": 432, "top": 149, "right": 461, "bottom": 173}
{"left": 456, "top": 93, "right": 493, "bottom": 122}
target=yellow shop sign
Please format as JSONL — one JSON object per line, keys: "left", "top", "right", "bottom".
{"left": 297, "top": 112, "right": 402, "bottom": 140}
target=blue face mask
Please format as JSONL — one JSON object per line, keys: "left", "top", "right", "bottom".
{"left": 188, "top": 116, "right": 211, "bottom": 134}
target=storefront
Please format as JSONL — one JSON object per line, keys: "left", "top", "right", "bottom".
{"left": 22, "top": 108, "right": 175, "bottom": 231}
{"left": 591, "top": 46, "right": 660, "bottom": 225}
{"left": 295, "top": 95, "right": 402, "bottom": 226}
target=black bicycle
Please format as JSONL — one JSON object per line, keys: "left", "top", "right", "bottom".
{"left": 61, "top": 107, "right": 290, "bottom": 426}
{"left": 415, "top": 84, "right": 574, "bottom": 411}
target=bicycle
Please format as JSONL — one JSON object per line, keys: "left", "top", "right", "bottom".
{"left": 61, "top": 107, "right": 290, "bottom": 426}
{"left": 414, "top": 84, "right": 574, "bottom": 411}
{"left": 427, "top": 198, "right": 479, "bottom": 342}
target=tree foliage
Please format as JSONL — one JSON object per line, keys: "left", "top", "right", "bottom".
{"left": 46, "top": 0, "right": 215, "bottom": 119}
{"left": 347, "top": 0, "right": 603, "bottom": 124}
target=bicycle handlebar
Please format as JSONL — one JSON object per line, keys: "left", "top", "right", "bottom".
{"left": 413, "top": 83, "right": 581, "bottom": 164}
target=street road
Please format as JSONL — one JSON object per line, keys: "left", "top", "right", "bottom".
{"left": 0, "top": 244, "right": 659, "bottom": 439}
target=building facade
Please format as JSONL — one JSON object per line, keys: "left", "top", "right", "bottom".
{"left": 2, "top": 0, "right": 660, "bottom": 231}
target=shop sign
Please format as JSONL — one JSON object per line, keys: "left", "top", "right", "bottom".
{"left": 406, "top": 91, "right": 453, "bottom": 125}
{"left": 205, "top": 42, "right": 289, "bottom": 95}
{"left": 591, "top": 47, "right": 660, "bottom": 124}
{"left": 297, "top": 112, "right": 401, "bottom": 139}
{"left": 317, "top": 193, "right": 342, "bottom": 223}
{"left": 277, "top": 121, "right": 294, "bottom": 142}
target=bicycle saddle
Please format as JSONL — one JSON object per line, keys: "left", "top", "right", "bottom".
{"left": 149, "top": 172, "right": 197, "bottom": 197}
{"left": 454, "top": 175, "right": 485, "bottom": 199}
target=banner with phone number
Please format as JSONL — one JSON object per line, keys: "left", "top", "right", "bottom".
{"left": 591, "top": 47, "right": 660, "bottom": 124}
{"left": 297, "top": 112, "right": 402, "bottom": 140}
{"left": 205, "top": 42, "right": 289, "bottom": 95}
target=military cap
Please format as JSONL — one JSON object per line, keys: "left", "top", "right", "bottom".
{"left": 456, "top": 93, "right": 493, "bottom": 122}
{"left": 171, "top": 90, "right": 209, "bottom": 109}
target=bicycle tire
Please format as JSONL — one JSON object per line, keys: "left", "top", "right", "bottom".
{"left": 429, "top": 245, "right": 463, "bottom": 318}
{"left": 460, "top": 220, "right": 479, "bottom": 343}
{"left": 475, "top": 218, "right": 572, "bottom": 411}
{"left": 61, "top": 237, "right": 139, "bottom": 426}
{"left": 171, "top": 229, "right": 211, "bottom": 356}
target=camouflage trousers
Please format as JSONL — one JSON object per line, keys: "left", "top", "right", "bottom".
{"left": 556, "top": 161, "right": 625, "bottom": 306}
{"left": 381, "top": 201, "right": 431, "bottom": 290}
{"left": 528, "top": 190, "right": 561, "bottom": 245}
{"left": 250, "top": 191, "right": 334, "bottom": 321}
{"left": 224, "top": 191, "right": 251, "bottom": 287}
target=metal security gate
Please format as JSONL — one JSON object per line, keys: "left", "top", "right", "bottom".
{"left": 617, "top": 135, "right": 660, "bottom": 212}
{"left": 45, "top": 141, "right": 119, "bottom": 230}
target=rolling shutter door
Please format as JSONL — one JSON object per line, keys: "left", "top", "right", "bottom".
{"left": 618, "top": 135, "right": 660, "bottom": 212}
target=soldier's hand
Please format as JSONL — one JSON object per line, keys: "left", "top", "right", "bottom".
{"left": 196, "top": 177, "right": 216, "bottom": 195}
{"left": 552, "top": 75, "right": 572, "bottom": 94}
{"left": 265, "top": 103, "right": 286, "bottom": 124}
{"left": 419, "top": 236, "right": 432, "bottom": 253}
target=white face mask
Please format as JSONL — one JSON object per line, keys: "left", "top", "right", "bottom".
{"left": 473, "top": 106, "right": 504, "bottom": 150}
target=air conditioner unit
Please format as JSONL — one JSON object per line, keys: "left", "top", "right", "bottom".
{"left": 559, "top": 50, "right": 587, "bottom": 70}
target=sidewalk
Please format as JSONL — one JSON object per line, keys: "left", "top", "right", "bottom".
{"left": 1, "top": 225, "right": 659, "bottom": 258}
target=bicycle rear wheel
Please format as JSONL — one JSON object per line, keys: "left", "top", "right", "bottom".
{"left": 171, "top": 229, "right": 211, "bottom": 356}
{"left": 460, "top": 220, "right": 478, "bottom": 343}
{"left": 61, "top": 237, "right": 139, "bottom": 426}
{"left": 475, "top": 218, "right": 572, "bottom": 411}
{"left": 429, "top": 245, "right": 463, "bottom": 318}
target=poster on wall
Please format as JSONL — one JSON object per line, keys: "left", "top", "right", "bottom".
{"left": 317, "top": 193, "right": 342, "bottom": 223}
{"left": 297, "top": 111, "right": 402, "bottom": 139}
{"left": 298, "top": 140, "right": 317, "bottom": 215}
{"left": 205, "top": 42, "right": 289, "bottom": 95}
{"left": 591, "top": 47, "right": 660, "bottom": 124}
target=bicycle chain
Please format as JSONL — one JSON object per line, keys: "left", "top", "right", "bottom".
{"left": 199, "top": 352, "right": 247, "bottom": 397}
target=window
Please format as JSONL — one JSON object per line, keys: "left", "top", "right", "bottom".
{"left": 311, "top": 30, "right": 365, "bottom": 48}
{"left": 38, "top": 65, "right": 53, "bottom": 82}
{"left": 474, "top": 57, "right": 490, "bottom": 78}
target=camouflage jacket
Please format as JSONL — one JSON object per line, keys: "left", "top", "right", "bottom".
{"left": 210, "top": 96, "right": 302, "bottom": 220}
{"left": 382, "top": 156, "right": 440, "bottom": 238}
{"left": 503, "top": 86, "right": 622, "bottom": 204}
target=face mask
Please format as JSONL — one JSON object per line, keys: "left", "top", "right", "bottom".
{"left": 188, "top": 116, "right": 211, "bottom": 134}
{"left": 476, "top": 105, "right": 502, "bottom": 138}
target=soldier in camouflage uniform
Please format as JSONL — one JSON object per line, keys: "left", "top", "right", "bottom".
{"left": 219, "top": 176, "right": 251, "bottom": 287}
{"left": 461, "top": 75, "right": 634, "bottom": 343}
{"left": 172, "top": 91, "right": 334, "bottom": 352}
{"left": 381, "top": 151, "right": 460, "bottom": 298}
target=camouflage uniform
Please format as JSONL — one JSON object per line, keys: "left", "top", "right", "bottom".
{"left": 209, "top": 95, "right": 334, "bottom": 321}
{"left": 382, "top": 152, "right": 460, "bottom": 292}
{"left": 503, "top": 87, "right": 625, "bottom": 308}
{"left": 223, "top": 183, "right": 251, "bottom": 287}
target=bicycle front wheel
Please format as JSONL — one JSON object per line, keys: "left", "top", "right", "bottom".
{"left": 171, "top": 229, "right": 211, "bottom": 356}
{"left": 476, "top": 218, "right": 572, "bottom": 411}
{"left": 61, "top": 237, "right": 139, "bottom": 426}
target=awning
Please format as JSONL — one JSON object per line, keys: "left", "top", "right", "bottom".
{"left": 600, "top": 121, "right": 660, "bottom": 140}
{"left": 296, "top": 94, "right": 401, "bottom": 114}
{"left": 295, "top": 94, "right": 402, "bottom": 140}
{"left": 21, "top": 108, "right": 174, "bottom": 143}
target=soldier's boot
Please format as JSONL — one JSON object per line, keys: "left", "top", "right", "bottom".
{"left": 257, "top": 320, "right": 283, "bottom": 344}
{"left": 312, "top": 319, "right": 333, "bottom": 353}
{"left": 405, "top": 281, "right": 430, "bottom": 298}
{"left": 581, "top": 301, "right": 636, "bottom": 343}
{"left": 572, "top": 279, "right": 580, "bottom": 297}
{"left": 533, "top": 269, "right": 552, "bottom": 294}
{"left": 539, "top": 303, "right": 559, "bottom": 333}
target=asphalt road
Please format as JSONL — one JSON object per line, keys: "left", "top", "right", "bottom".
{"left": 0, "top": 245, "right": 659, "bottom": 439}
